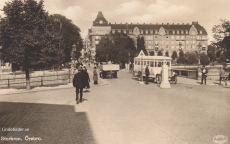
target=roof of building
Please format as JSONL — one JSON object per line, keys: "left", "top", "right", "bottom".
{"left": 93, "top": 11, "right": 109, "bottom": 26}
{"left": 109, "top": 22, "right": 207, "bottom": 35}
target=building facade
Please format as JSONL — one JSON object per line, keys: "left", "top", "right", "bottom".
{"left": 86, "top": 11, "right": 208, "bottom": 59}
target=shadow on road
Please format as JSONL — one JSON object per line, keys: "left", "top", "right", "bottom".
{"left": 0, "top": 102, "right": 97, "bottom": 144}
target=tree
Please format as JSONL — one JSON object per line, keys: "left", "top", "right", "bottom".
{"left": 157, "top": 51, "right": 163, "bottom": 56}
{"left": 171, "top": 51, "right": 178, "bottom": 60}
{"left": 212, "top": 19, "right": 230, "bottom": 60}
{"left": 96, "top": 33, "right": 136, "bottom": 64}
{"left": 136, "top": 36, "right": 147, "bottom": 56}
{"left": 149, "top": 51, "right": 155, "bottom": 56}
{"left": 0, "top": 0, "right": 82, "bottom": 89}
{"left": 50, "top": 14, "right": 82, "bottom": 63}
{"left": 184, "top": 52, "right": 198, "bottom": 64}
{"left": 177, "top": 50, "right": 185, "bottom": 64}
{"left": 200, "top": 53, "right": 210, "bottom": 65}
{"left": 165, "top": 51, "right": 169, "bottom": 57}
{"left": 207, "top": 45, "right": 216, "bottom": 62}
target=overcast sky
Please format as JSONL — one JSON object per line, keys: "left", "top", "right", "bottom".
{"left": 0, "top": 0, "right": 230, "bottom": 43}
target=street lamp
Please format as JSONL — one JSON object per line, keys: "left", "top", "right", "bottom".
{"left": 71, "top": 43, "right": 76, "bottom": 70}
{"left": 179, "top": 42, "right": 182, "bottom": 51}
{"left": 197, "top": 43, "right": 202, "bottom": 65}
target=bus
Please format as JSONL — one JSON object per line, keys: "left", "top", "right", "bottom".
{"left": 133, "top": 51, "right": 176, "bottom": 83}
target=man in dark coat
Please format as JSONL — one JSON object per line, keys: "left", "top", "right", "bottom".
{"left": 145, "top": 65, "right": 150, "bottom": 84}
{"left": 73, "top": 67, "right": 84, "bottom": 104}
{"left": 201, "top": 65, "right": 208, "bottom": 85}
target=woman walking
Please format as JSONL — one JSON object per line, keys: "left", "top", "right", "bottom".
{"left": 93, "top": 67, "right": 98, "bottom": 84}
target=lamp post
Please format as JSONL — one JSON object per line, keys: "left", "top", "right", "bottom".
{"left": 71, "top": 43, "right": 76, "bottom": 72}
{"left": 197, "top": 43, "right": 202, "bottom": 65}
{"left": 179, "top": 42, "right": 182, "bottom": 51}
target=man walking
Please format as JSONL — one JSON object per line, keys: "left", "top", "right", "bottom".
{"left": 219, "top": 67, "right": 227, "bottom": 86}
{"left": 201, "top": 65, "right": 208, "bottom": 85}
{"left": 145, "top": 65, "right": 150, "bottom": 84}
{"left": 73, "top": 67, "right": 84, "bottom": 104}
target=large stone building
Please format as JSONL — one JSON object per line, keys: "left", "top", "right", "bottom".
{"left": 85, "top": 11, "right": 208, "bottom": 60}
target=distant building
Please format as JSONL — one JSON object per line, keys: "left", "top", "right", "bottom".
{"left": 87, "top": 11, "right": 208, "bottom": 58}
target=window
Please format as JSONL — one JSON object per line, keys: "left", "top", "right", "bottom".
{"left": 146, "top": 30, "right": 148, "bottom": 34}
{"left": 181, "top": 31, "right": 184, "bottom": 34}
{"left": 172, "top": 30, "right": 175, "bottom": 34}
{"left": 99, "top": 20, "right": 103, "bottom": 24}
{"left": 186, "top": 31, "right": 188, "bottom": 34}
{"left": 177, "top": 30, "right": 179, "bottom": 34}
{"left": 155, "top": 30, "right": 158, "bottom": 34}
{"left": 150, "top": 62, "right": 153, "bottom": 67}
{"left": 141, "top": 30, "right": 143, "bottom": 34}
{"left": 118, "top": 29, "right": 121, "bottom": 33}
{"left": 124, "top": 30, "right": 126, "bottom": 34}
{"left": 200, "top": 30, "right": 202, "bottom": 34}
{"left": 150, "top": 30, "right": 153, "bottom": 34}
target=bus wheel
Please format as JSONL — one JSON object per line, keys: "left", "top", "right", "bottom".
{"left": 156, "top": 75, "right": 161, "bottom": 84}
{"left": 113, "top": 72, "right": 117, "bottom": 78}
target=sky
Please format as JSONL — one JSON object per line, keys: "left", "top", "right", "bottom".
{"left": 0, "top": 0, "right": 230, "bottom": 44}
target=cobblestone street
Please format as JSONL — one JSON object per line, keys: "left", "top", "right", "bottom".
{"left": 0, "top": 67, "right": 230, "bottom": 144}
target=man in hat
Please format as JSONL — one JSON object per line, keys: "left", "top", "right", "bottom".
{"left": 145, "top": 65, "right": 150, "bottom": 84}
{"left": 73, "top": 67, "right": 84, "bottom": 104}
{"left": 201, "top": 65, "right": 208, "bottom": 85}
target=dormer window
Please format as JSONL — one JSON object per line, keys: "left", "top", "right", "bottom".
{"left": 172, "top": 30, "right": 175, "bottom": 34}
{"left": 200, "top": 30, "right": 202, "bottom": 34}
{"left": 99, "top": 20, "right": 103, "bottom": 24}
{"left": 145, "top": 30, "right": 148, "bottom": 34}
{"left": 177, "top": 30, "right": 179, "bottom": 34}
{"left": 181, "top": 31, "right": 184, "bottom": 34}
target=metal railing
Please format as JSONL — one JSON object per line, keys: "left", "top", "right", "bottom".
{"left": 0, "top": 70, "right": 72, "bottom": 89}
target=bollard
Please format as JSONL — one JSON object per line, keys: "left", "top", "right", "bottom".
{"left": 160, "top": 62, "right": 171, "bottom": 89}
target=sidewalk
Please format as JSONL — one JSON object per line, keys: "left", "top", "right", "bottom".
{"left": 177, "top": 77, "right": 221, "bottom": 86}
{"left": 0, "top": 67, "right": 108, "bottom": 96}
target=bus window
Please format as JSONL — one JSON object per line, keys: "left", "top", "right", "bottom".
{"left": 150, "top": 62, "right": 153, "bottom": 67}
{"left": 158, "top": 62, "right": 162, "bottom": 67}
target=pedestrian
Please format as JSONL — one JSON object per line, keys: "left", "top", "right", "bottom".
{"left": 145, "top": 65, "right": 150, "bottom": 84}
{"left": 129, "top": 63, "right": 134, "bottom": 73}
{"left": 219, "top": 67, "right": 227, "bottom": 86}
{"left": 201, "top": 65, "right": 208, "bottom": 85}
{"left": 93, "top": 67, "right": 98, "bottom": 84}
{"left": 82, "top": 66, "right": 90, "bottom": 91}
{"left": 73, "top": 67, "right": 84, "bottom": 104}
